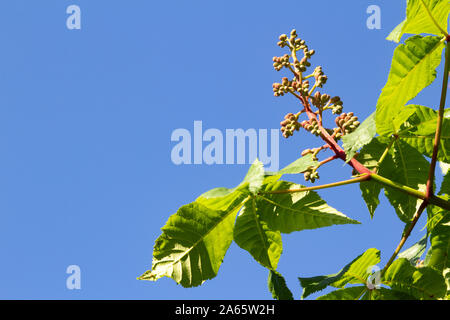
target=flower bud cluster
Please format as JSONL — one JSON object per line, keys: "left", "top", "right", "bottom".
{"left": 273, "top": 77, "right": 293, "bottom": 96}
{"left": 335, "top": 112, "right": 360, "bottom": 135}
{"left": 304, "top": 168, "right": 319, "bottom": 183}
{"left": 272, "top": 54, "right": 290, "bottom": 71}
{"left": 311, "top": 91, "right": 331, "bottom": 109}
{"left": 313, "top": 66, "right": 328, "bottom": 88}
{"left": 330, "top": 96, "right": 344, "bottom": 115}
{"left": 301, "top": 118, "right": 321, "bottom": 136}
{"left": 277, "top": 29, "right": 315, "bottom": 74}
{"left": 280, "top": 113, "right": 301, "bottom": 138}
{"left": 273, "top": 77, "right": 311, "bottom": 97}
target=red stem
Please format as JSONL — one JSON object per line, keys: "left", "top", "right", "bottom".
{"left": 300, "top": 95, "right": 372, "bottom": 175}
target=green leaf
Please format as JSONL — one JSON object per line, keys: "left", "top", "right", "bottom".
{"left": 199, "top": 159, "right": 265, "bottom": 200}
{"left": 267, "top": 270, "right": 294, "bottom": 300}
{"left": 298, "top": 248, "right": 380, "bottom": 299}
{"left": 139, "top": 159, "right": 267, "bottom": 287}
{"left": 363, "top": 287, "right": 417, "bottom": 300}
{"left": 394, "top": 105, "right": 450, "bottom": 163}
{"left": 356, "top": 138, "right": 429, "bottom": 222}
{"left": 317, "top": 286, "right": 367, "bottom": 300}
{"left": 356, "top": 138, "right": 396, "bottom": 217}
{"left": 387, "top": 0, "right": 450, "bottom": 42}
{"left": 138, "top": 201, "right": 244, "bottom": 287}
{"left": 342, "top": 112, "right": 376, "bottom": 162}
{"left": 256, "top": 180, "right": 360, "bottom": 234}
{"left": 376, "top": 35, "right": 444, "bottom": 137}
{"left": 383, "top": 258, "right": 447, "bottom": 299}
{"left": 427, "top": 195, "right": 450, "bottom": 232}
{"left": 384, "top": 140, "right": 429, "bottom": 222}
{"left": 444, "top": 268, "right": 450, "bottom": 296}
{"left": 427, "top": 215, "right": 450, "bottom": 272}
{"left": 440, "top": 173, "right": 450, "bottom": 196}
{"left": 398, "top": 234, "right": 428, "bottom": 264}
{"left": 266, "top": 154, "right": 317, "bottom": 176}
{"left": 234, "top": 197, "right": 283, "bottom": 270}
{"left": 242, "top": 159, "right": 265, "bottom": 194}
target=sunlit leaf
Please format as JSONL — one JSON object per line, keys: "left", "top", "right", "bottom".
{"left": 257, "top": 180, "right": 360, "bottom": 234}
{"left": 387, "top": 0, "right": 450, "bottom": 42}
{"left": 376, "top": 35, "right": 444, "bottom": 137}
{"left": 342, "top": 112, "right": 376, "bottom": 162}
{"left": 234, "top": 197, "right": 283, "bottom": 270}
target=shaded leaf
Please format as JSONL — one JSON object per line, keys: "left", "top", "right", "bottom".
{"left": 440, "top": 166, "right": 450, "bottom": 195}
{"left": 427, "top": 195, "right": 450, "bottom": 232}
{"left": 298, "top": 248, "right": 380, "bottom": 299}
{"left": 427, "top": 215, "right": 450, "bottom": 272}
{"left": 362, "top": 287, "right": 417, "bottom": 300}
{"left": 268, "top": 270, "right": 294, "bottom": 300}
{"left": 317, "top": 286, "right": 367, "bottom": 300}
{"left": 383, "top": 258, "right": 447, "bottom": 299}
{"left": 394, "top": 105, "right": 450, "bottom": 163}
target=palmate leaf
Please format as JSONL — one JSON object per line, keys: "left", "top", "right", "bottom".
{"left": 376, "top": 35, "right": 444, "bottom": 137}
{"left": 267, "top": 270, "right": 294, "bottom": 300}
{"left": 138, "top": 160, "right": 265, "bottom": 287}
{"left": 298, "top": 248, "right": 380, "bottom": 299}
{"left": 387, "top": 0, "right": 450, "bottom": 43}
{"left": 393, "top": 105, "right": 450, "bottom": 163}
{"left": 383, "top": 258, "right": 447, "bottom": 299}
{"left": 342, "top": 112, "right": 376, "bottom": 162}
{"left": 140, "top": 157, "right": 357, "bottom": 287}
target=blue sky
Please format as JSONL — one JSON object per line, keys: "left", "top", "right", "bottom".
{"left": 0, "top": 0, "right": 446, "bottom": 299}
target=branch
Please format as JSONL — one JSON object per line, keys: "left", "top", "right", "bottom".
{"left": 260, "top": 174, "right": 370, "bottom": 195}
{"left": 426, "top": 41, "right": 450, "bottom": 198}
{"left": 382, "top": 200, "right": 428, "bottom": 275}
{"left": 382, "top": 41, "right": 450, "bottom": 274}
